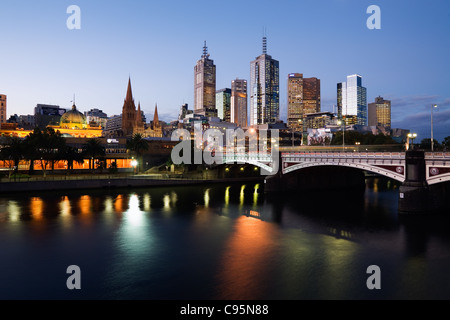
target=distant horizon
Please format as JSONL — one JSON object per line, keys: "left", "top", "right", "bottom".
{"left": 1, "top": 0, "right": 449, "bottom": 142}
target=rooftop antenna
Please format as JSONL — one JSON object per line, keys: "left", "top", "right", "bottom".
{"left": 202, "top": 40, "right": 209, "bottom": 58}
{"left": 262, "top": 27, "right": 267, "bottom": 54}
{"left": 71, "top": 94, "right": 76, "bottom": 109}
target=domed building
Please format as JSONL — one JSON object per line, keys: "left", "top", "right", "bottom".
{"left": 60, "top": 104, "right": 88, "bottom": 130}
{"left": 48, "top": 104, "right": 102, "bottom": 138}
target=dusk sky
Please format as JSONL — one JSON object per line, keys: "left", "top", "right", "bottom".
{"left": 1, "top": 0, "right": 449, "bottom": 141}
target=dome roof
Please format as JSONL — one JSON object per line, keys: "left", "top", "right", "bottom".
{"left": 60, "top": 105, "right": 87, "bottom": 129}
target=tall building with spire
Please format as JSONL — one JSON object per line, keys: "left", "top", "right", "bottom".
{"left": 194, "top": 41, "right": 217, "bottom": 117}
{"left": 144, "top": 104, "right": 163, "bottom": 138}
{"left": 250, "top": 36, "right": 279, "bottom": 126}
{"left": 122, "top": 77, "right": 138, "bottom": 136}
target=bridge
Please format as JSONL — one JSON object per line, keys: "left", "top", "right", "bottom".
{"left": 221, "top": 148, "right": 450, "bottom": 214}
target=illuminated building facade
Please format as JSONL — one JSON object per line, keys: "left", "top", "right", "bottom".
{"left": 368, "top": 96, "right": 391, "bottom": 129}
{"left": 250, "top": 36, "right": 279, "bottom": 125}
{"left": 337, "top": 74, "right": 367, "bottom": 125}
{"left": 194, "top": 41, "right": 217, "bottom": 117}
{"left": 216, "top": 88, "right": 231, "bottom": 123}
{"left": 287, "top": 73, "right": 321, "bottom": 130}
{"left": 231, "top": 79, "right": 248, "bottom": 128}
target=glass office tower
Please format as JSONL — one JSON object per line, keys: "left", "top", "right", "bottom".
{"left": 250, "top": 37, "right": 279, "bottom": 126}
{"left": 337, "top": 74, "right": 367, "bottom": 125}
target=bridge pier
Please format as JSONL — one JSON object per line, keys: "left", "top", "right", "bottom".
{"left": 398, "top": 150, "right": 444, "bottom": 214}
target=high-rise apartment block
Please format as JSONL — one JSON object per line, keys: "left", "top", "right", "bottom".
{"left": 287, "top": 73, "right": 320, "bottom": 130}
{"left": 194, "top": 41, "right": 217, "bottom": 118}
{"left": 368, "top": 96, "right": 391, "bottom": 129}
{"left": 216, "top": 88, "right": 231, "bottom": 123}
{"left": 250, "top": 37, "right": 279, "bottom": 126}
{"left": 337, "top": 74, "right": 367, "bottom": 125}
{"left": 231, "top": 79, "right": 248, "bottom": 128}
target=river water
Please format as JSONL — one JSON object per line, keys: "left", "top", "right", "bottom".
{"left": 0, "top": 179, "right": 450, "bottom": 300}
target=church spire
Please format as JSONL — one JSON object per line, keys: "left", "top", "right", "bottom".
{"left": 125, "top": 77, "right": 134, "bottom": 103}
{"left": 136, "top": 102, "right": 143, "bottom": 123}
{"left": 153, "top": 103, "right": 159, "bottom": 125}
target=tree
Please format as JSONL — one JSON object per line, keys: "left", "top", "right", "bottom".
{"left": 25, "top": 128, "right": 66, "bottom": 177}
{"left": 442, "top": 136, "right": 450, "bottom": 151}
{"left": 419, "top": 138, "right": 441, "bottom": 151}
{"left": 82, "top": 138, "right": 106, "bottom": 172}
{"left": 0, "top": 137, "right": 25, "bottom": 177}
{"left": 61, "top": 146, "right": 85, "bottom": 174}
{"left": 126, "top": 134, "right": 149, "bottom": 173}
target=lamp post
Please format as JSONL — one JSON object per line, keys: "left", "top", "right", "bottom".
{"left": 408, "top": 133, "right": 417, "bottom": 150}
{"left": 337, "top": 120, "right": 345, "bottom": 150}
{"left": 431, "top": 104, "right": 438, "bottom": 152}
{"left": 131, "top": 158, "right": 138, "bottom": 175}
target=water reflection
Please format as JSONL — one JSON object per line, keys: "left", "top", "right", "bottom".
{"left": 1, "top": 180, "right": 450, "bottom": 299}
{"left": 216, "top": 215, "right": 279, "bottom": 300}
{"left": 30, "top": 197, "right": 44, "bottom": 221}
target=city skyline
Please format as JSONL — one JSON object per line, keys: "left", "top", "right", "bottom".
{"left": 1, "top": 0, "right": 449, "bottom": 141}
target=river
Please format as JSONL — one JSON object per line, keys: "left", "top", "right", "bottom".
{"left": 1, "top": 178, "right": 450, "bottom": 300}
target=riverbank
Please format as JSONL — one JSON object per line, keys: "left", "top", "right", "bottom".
{"left": 0, "top": 174, "right": 265, "bottom": 193}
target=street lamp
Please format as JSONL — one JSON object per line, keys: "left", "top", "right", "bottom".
{"left": 337, "top": 120, "right": 345, "bottom": 150}
{"left": 131, "top": 159, "right": 138, "bottom": 174}
{"left": 408, "top": 133, "right": 417, "bottom": 150}
{"left": 431, "top": 104, "right": 438, "bottom": 151}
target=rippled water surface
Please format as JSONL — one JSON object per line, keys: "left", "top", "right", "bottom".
{"left": 1, "top": 180, "right": 449, "bottom": 300}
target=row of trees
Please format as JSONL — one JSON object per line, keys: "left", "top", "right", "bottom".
{"left": 330, "top": 131, "right": 398, "bottom": 146}
{"left": 414, "top": 137, "right": 450, "bottom": 151}
{"left": 0, "top": 128, "right": 149, "bottom": 176}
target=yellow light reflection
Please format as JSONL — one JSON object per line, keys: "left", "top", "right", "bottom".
{"left": 59, "top": 196, "right": 71, "bottom": 217}
{"left": 79, "top": 195, "right": 92, "bottom": 215}
{"left": 104, "top": 196, "right": 114, "bottom": 214}
{"left": 114, "top": 195, "right": 125, "bottom": 213}
{"left": 239, "top": 185, "right": 246, "bottom": 208}
{"left": 163, "top": 194, "right": 171, "bottom": 211}
{"left": 30, "top": 197, "right": 44, "bottom": 221}
{"left": 7, "top": 201, "right": 21, "bottom": 222}
{"left": 143, "top": 193, "right": 151, "bottom": 212}
{"left": 224, "top": 186, "right": 230, "bottom": 207}
{"left": 204, "top": 189, "right": 210, "bottom": 208}
{"left": 253, "top": 184, "right": 260, "bottom": 208}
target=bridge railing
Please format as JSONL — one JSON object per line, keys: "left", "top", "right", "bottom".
{"left": 425, "top": 152, "right": 450, "bottom": 160}
{"left": 282, "top": 151, "right": 405, "bottom": 160}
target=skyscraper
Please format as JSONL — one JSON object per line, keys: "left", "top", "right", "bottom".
{"left": 0, "top": 94, "right": 6, "bottom": 124}
{"left": 250, "top": 36, "right": 279, "bottom": 126}
{"left": 368, "top": 96, "right": 391, "bottom": 129}
{"left": 231, "top": 79, "right": 248, "bottom": 128}
{"left": 287, "top": 73, "right": 320, "bottom": 130}
{"left": 194, "top": 41, "right": 217, "bottom": 117}
{"left": 216, "top": 88, "right": 231, "bottom": 122}
{"left": 337, "top": 74, "right": 367, "bottom": 125}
